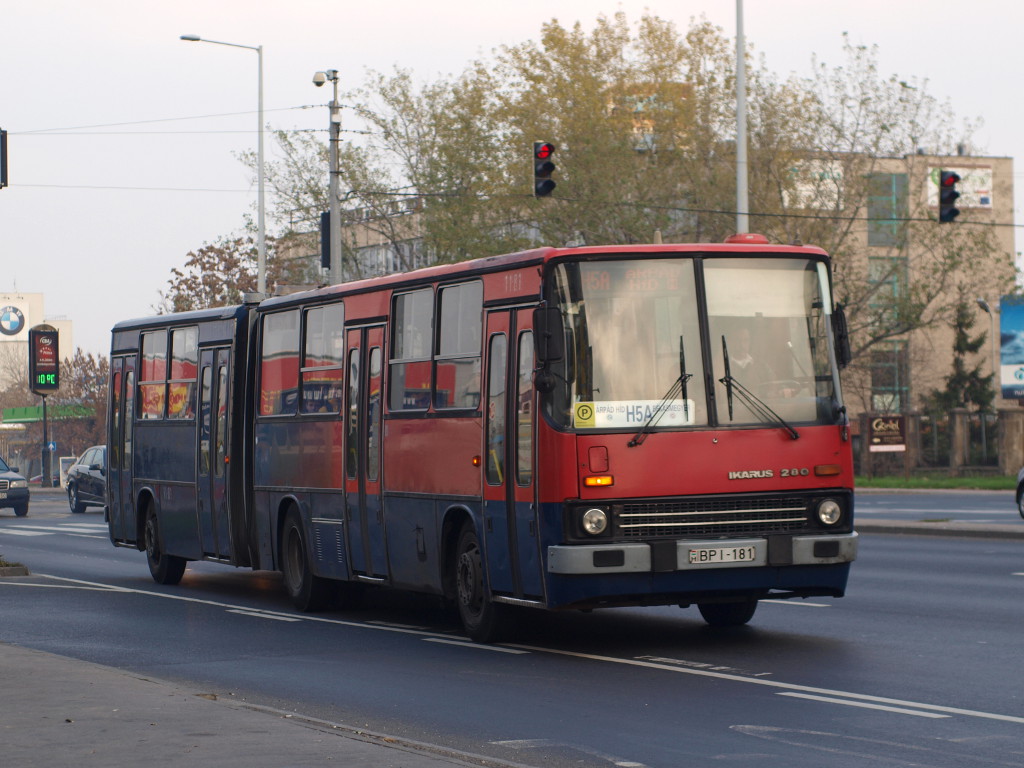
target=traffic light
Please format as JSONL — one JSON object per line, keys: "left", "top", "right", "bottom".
{"left": 28, "top": 325, "right": 60, "bottom": 395}
{"left": 533, "top": 141, "right": 556, "bottom": 198}
{"left": 319, "top": 210, "right": 331, "bottom": 269}
{"left": 939, "top": 170, "right": 961, "bottom": 223}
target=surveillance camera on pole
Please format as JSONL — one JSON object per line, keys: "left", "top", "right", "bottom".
{"left": 314, "top": 70, "right": 343, "bottom": 284}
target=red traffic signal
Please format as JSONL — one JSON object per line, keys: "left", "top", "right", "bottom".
{"left": 939, "top": 170, "right": 961, "bottom": 223}
{"left": 533, "top": 141, "right": 557, "bottom": 198}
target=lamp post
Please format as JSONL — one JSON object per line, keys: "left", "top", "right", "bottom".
{"left": 180, "top": 34, "right": 267, "bottom": 295}
{"left": 313, "top": 69, "right": 342, "bottom": 285}
{"left": 735, "top": 0, "right": 749, "bottom": 234}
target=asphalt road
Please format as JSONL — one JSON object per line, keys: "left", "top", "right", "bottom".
{"left": 2, "top": 490, "right": 1023, "bottom": 768}
{"left": 856, "top": 488, "right": 1021, "bottom": 523}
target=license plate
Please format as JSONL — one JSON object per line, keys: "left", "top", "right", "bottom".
{"left": 688, "top": 545, "right": 758, "bottom": 564}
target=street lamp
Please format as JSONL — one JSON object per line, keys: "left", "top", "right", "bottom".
{"left": 313, "top": 69, "right": 342, "bottom": 285}
{"left": 180, "top": 34, "right": 267, "bottom": 295}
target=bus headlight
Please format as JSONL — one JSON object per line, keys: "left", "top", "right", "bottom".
{"left": 817, "top": 498, "right": 842, "bottom": 526}
{"left": 581, "top": 507, "right": 609, "bottom": 536}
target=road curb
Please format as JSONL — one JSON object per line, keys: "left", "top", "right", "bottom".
{"left": 0, "top": 565, "right": 30, "bottom": 577}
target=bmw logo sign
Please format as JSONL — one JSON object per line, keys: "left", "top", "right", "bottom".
{"left": 0, "top": 306, "right": 26, "bottom": 336}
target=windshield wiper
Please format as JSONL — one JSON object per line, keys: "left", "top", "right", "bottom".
{"left": 628, "top": 336, "right": 692, "bottom": 447}
{"left": 719, "top": 335, "right": 800, "bottom": 440}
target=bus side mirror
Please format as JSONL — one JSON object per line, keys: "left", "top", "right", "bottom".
{"left": 533, "top": 306, "right": 564, "bottom": 364}
{"left": 832, "top": 303, "right": 851, "bottom": 369}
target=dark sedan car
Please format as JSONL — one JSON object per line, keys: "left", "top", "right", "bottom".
{"left": 1, "top": 456, "right": 30, "bottom": 517}
{"left": 66, "top": 445, "right": 106, "bottom": 514}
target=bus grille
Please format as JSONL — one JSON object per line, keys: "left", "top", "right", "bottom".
{"left": 619, "top": 496, "right": 810, "bottom": 538}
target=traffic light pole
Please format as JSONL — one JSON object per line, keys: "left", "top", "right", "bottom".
{"left": 40, "top": 394, "right": 52, "bottom": 488}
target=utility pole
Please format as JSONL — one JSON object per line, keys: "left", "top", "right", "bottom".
{"left": 735, "top": 0, "right": 749, "bottom": 234}
{"left": 315, "top": 69, "right": 343, "bottom": 285}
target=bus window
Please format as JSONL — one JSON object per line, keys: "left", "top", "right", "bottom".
{"left": 139, "top": 331, "right": 167, "bottom": 419}
{"left": 486, "top": 334, "right": 507, "bottom": 485}
{"left": 123, "top": 370, "right": 134, "bottom": 470}
{"left": 110, "top": 371, "right": 121, "bottom": 468}
{"left": 435, "top": 282, "right": 482, "bottom": 410}
{"left": 516, "top": 331, "right": 534, "bottom": 486}
{"left": 260, "top": 310, "right": 299, "bottom": 416}
{"left": 168, "top": 327, "right": 198, "bottom": 419}
{"left": 200, "top": 366, "right": 212, "bottom": 475}
{"left": 301, "top": 303, "right": 344, "bottom": 414}
{"left": 367, "top": 348, "right": 382, "bottom": 481}
{"left": 346, "top": 348, "right": 359, "bottom": 480}
{"left": 215, "top": 363, "right": 228, "bottom": 478}
{"left": 389, "top": 288, "right": 433, "bottom": 411}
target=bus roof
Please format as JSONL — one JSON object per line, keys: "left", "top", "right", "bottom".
{"left": 259, "top": 238, "right": 830, "bottom": 311}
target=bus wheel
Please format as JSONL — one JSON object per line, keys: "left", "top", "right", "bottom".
{"left": 697, "top": 600, "right": 758, "bottom": 627}
{"left": 281, "top": 510, "right": 331, "bottom": 612}
{"left": 145, "top": 507, "right": 186, "bottom": 585}
{"left": 455, "top": 524, "right": 507, "bottom": 643}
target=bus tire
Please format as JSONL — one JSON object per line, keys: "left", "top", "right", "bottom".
{"left": 145, "top": 507, "right": 186, "bottom": 585}
{"left": 455, "top": 524, "right": 508, "bottom": 643}
{"left": 698, "top": 599, "right": 758, "bottom": 627}
{"left": 281, "top": 509, "right": 331, "bottom": 612}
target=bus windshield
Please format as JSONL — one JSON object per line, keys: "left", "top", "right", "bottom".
{"left": 543, "top": 256, "right": 843, "bottom": 432}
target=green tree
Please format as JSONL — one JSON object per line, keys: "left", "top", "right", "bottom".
{"left": 922, "top": 292, "right": 994, "bottom": 413}
{"left": 220, "top": 13, "right": 1013, "bottom": 376}
{"left": 158, "top": 233, "right": 317, "bottom": 312}
{"left": 0, "top": 347, "right": 109, "bottom": 469}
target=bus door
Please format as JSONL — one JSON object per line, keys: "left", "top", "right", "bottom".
{"left": 345, "top": 325, "right": 388, "bottom": 579}
{"left": 482, "top": 309, "right": 543, "bottom": 599}
{"left": 197, "top": 347, "right": 232, "bottom": 558}
{"left": 108, "top": 355, "right": 135, "bottom": 541}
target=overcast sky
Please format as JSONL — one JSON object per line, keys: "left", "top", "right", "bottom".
{"left": 1, "top": 1, "right": 1019, "bottom": 356}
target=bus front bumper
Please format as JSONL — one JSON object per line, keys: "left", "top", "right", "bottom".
{"left": 547, "top": 532, "right": 858, "bottom": 575}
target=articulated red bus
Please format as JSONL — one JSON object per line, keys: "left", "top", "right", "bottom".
{"left": 107, "top": 235, "right": 857, "bottom": 641}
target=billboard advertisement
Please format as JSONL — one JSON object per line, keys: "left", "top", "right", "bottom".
{"left": 999, "top": 295, "right": 1024, "bottom": 400}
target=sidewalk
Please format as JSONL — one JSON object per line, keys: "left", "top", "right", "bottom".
{"left": 0, "top": 642, "right": 494, "bottom": 768}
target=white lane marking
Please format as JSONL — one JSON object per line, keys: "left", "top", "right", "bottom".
{"left": 366, "top": 620, "right": 434, "bottom": 630}
{"left": 27, "top": 574, "right": 473, "bottom": 641}
{"left": 1013, "top": 573, "right": 1024, "bottom": 577}
{"left": 505, "top": 644, "right": 1024, "bottom": 725}
{"left": 13, "top": 524, "right": 101, "bottom": 533}
{"left": 0, "top": 582, "right": 126, "bottom": 592}
{"left": 777, "top": 692, "right": 950, "bottom": 719}
{"left": 761, "top": 599, "right": 831, "bottom": 607}
{"left": 227, "top": 609, "right": 302, "bottom": 622}
{"left": 424, "top": 638, "right": 528, "bottom": 654}
{"left": 0, "top": 529, "right": 50, "bottom": 537}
